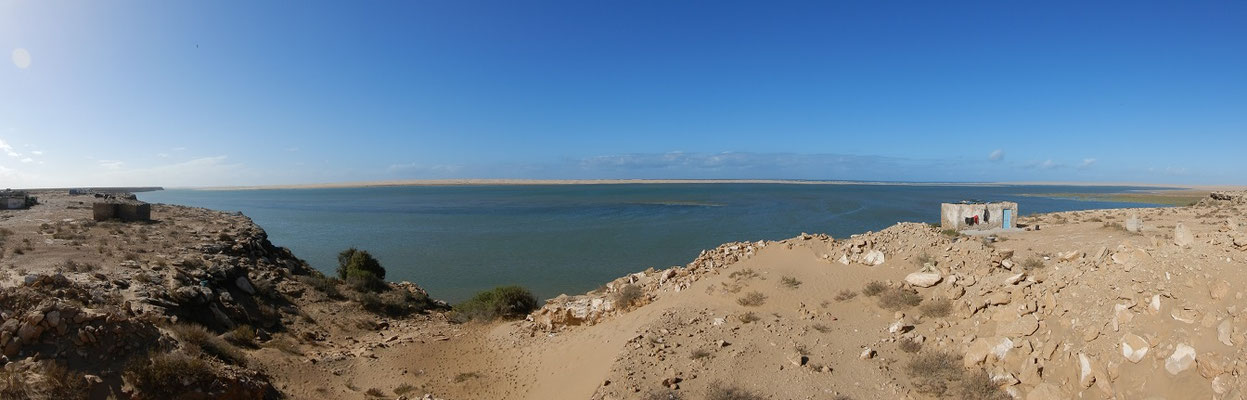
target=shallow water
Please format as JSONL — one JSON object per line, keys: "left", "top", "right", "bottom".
{"left": 139, "top": 184, "right": 1166, "bottom": 302}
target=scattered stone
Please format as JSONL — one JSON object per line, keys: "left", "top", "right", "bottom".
{"left": 1120, "top": 333, "right": 1149, "bottom": 363}
{"left": 1218, "top": 320, "right": 1234, "bottom": 346}
{"left": 904, "top": 272, "right": 941, "bottom": 288}
{"left": 862, "top": 250, "right": 885, "bottom": 266}
{"left": 859, "top": 347, "right": 875, "bottom": 360}
{"left": 1165, "top": 344, "right": 1197, "bottom": 375}
{"left": 1175, "top": 223, "right": 1194, "bottom": 247}
{"left": 1077, "top": 353, "right": 1095, "bottom": 387}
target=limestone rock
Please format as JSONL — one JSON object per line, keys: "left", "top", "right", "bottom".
{"left": 1077, "top": 353, "right": 1095, "bottom": 387}
{"left": 1210, "top": 280, "right": 1230, "bottom": 300}
{"left": 964, "top": 338, "right": 993, "bottom": 367}
{"left": 904, "top": 272, "right": 941, "bottom": 288}
{"left": 1000, "top": 315, "right": 1039, "bottom": 337}
{"left": 1174, "top": 223, "right": 1194, "bottom": 247}
{"left": 862, "top": 250, "right": 885, "bottom": 266}
{"left": 1120, "top": 333, "right": 1149, "bottom": 363}
{"left": 1165, "top": 344, "right": 1197, "bottom": 375}
{"left": 1111, "top": 303, "right": 1133, "bottom": 332}
{"left": 1026, "top": 383, "right": 1065, "bottom": 400}
{"left": 1218, "top": 320, "right": 1234, "bottom": 346}
{"left": 859, "top": 347, "right": 875, "bottom": 360}
{"left": 1125, "top": 215, "right": 1143, "bottom": 232}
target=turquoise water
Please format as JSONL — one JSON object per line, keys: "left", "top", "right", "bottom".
{"left": 139, "top": 184, "right": 1166, "bottom": 302}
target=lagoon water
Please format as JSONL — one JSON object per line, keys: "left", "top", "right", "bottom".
{"left": 140, "top": 184, "right": 1165, "bottom": 302}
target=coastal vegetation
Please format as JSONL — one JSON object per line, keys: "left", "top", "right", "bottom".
{"left": 451, "top": 285, "right": 540, "bottom": 322}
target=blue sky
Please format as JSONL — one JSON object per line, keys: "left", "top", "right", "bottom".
{"left": 2, "top": 1, "right": 1245, "bottom": 187}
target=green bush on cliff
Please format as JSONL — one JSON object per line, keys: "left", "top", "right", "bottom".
{"left": 452, "top": 286, "right": 539, "bottom": 322}
{"left": 336, "top": 247, "right": 386, "bottom": 281}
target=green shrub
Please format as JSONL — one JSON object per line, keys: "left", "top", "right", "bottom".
{"left": 336, "top": 248, "right": 386, "bottom": 280}
{"left": 453, "top": 286, "right": 539, "bottom": 321}
{"left": 298, "top": 273, "right": 343, "bottom": 299}
{"left": 359, "top": 289, "right": 434, "bottom": 317}
{"left": 346, "top": 271, "right": 389, "bottom": 293}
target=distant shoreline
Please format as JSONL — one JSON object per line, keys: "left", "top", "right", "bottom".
{"left": 178, "top": 179, "right": 1243, "bottom": 191}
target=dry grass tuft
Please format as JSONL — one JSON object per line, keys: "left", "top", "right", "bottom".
{"left": 834, "top": 289, "right": 858, "bottom": 301}
{"left": 453, "top": 372, "right": 482, "bottom": 383}
{"left": 170, "top": 323, "right": 246, "bottom": 365}
{"left": 905, "top": 350, "right": 964, "bottom": 396}
{"left": 0, "top": 361, "right": 87, "bottom": 400}
{"left": 960, "top": 369, "right": 1012, "bottom": 400}
{"left": 728, "top": 268, "right": 760, "bottom": 281}
{"left": 737, "top": 312, "right": 760, "bottom": 323}
{"left": 780, "top": 276, "right": 802, "bottom": 289}
{"left": 878, "top": 288, "right": 923, "bottom": 310}
{"left": 1022, "top": 257, "right": 1045, "bottom": 270}
{"left": 124, "top": 351, "right": 215, "bottom": 398}
{"left": 706, "top": 382, "right": 764, "bottom": 400}
{"left": 690, "top": 349, "right": 712, "bottom": 360}
{"left": 919, "top": 298, "right": 952, "bottom": 318}
{"left": 898, "top": 339, "right": 923, "bottom": 353}
{"left": 736, "top": 291, "right": 767, "bottom": 307}
{"left": 614, "top": 284, "right": 643, "bottom": 308}
{"left": 862, "top": 281, "right": 887, "bottom": 296}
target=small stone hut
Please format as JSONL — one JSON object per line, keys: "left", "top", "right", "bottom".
{"left": 940, "top": 201, "right": 1018, "bottom": 231}
{"left": 1, "top": 189, "right": 36, "bottom": 210}
{"left": 93, "top": 200, "right": 152, "bottom": 222}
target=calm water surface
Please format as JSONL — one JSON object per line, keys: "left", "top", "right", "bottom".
{"left": 139, "top": 184, "right": 1166, "bottom": 302}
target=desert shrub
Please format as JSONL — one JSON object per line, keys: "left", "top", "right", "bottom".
{"left": 224, "top": 325, "right": 257, "bottom": 347}
{"left": 690, "top": 349, "right": 712, "bottom": 360}
{"left": 811, "top": 323, "right": 831, "bottom": 333}
{"left": 359, "top": 289, "right": 434, "bottom": 317}
{"left": 0, "top": 361, "right": 87, "bottom": 400}
{"left": 169, "top": 323, "right": 246, "bottom": 365}
{"left": 642, "top": 390, "right": 683, "bottom": 400}
{"left": 736, "top": 291, "right": 766, "bottom": 307}
{"left": 394, "top": 383, "right": 417, "bottom": 395}
{"left": 941, "top": 229, "right": 960, "bottom": 237}
{"left": 728, "top": 268, "right": 759, "bottom": 280}
{"left": 737, "top": 312, "right": 760, "bottom": 323}
{"left": 59, "top": 260, "right": 97, "bottom": 273}
{"left": 1022, "top": 257, "right": 1045, "bottom": 270}
{"left": 336, "top": 248, "right": 386, "bottom": 280}
{"left": 905, "top": 350, "right": 964, "bottom": 396}
{"left": 780, "top": 276, "right": 802, "bottom": 289}
{"left": 862, "top": 281, "right": 887, "bottom": 296}
{"left": 261, "top": 334, "right": 303, "bottom": 356}
{"left": 898, "top": 339, "right": 923, "bottom": 353}
{"left": 124, "top": 351, "right": 215, "bottom": 398}
{"left": 453, "top": 372, "right": 482, "bottom": 383}
{"left": 453, "top": 286, "right": 539, "bottom": 321}
{"left": 298, "top": 274, "right": 343, "bottom": 299}
{"left": 915, "top": 252, "right": 934, "bottom": 266}
{"left": 614, "top": 284, "right": 643, "bottom": 307}
{"left": 878, "top": 288, "right": 922, "bottom": 310}
{"left": 365, "top": 387, "right": 386, "bottom": 397}
{"left": 960, "top": 369, "right": 1011, "bottom": 400}
{"left": 834, "top": 289, "right": 858, "bottom": 301}
{"left": 346, "top": 272, "right": 389, "bottom": 293}
{"left": 919, "top": 298, "right": 952, "bottom": 318}
{"left": 706, "top": 382, "right": 764, "bottom": 400}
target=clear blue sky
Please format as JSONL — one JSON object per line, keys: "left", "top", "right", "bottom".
{"left": 3, "top": 1, "right": 1245, "bottom": 187}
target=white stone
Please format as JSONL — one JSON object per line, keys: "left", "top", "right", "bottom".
{"left": 1125, "top": 215, "right": 1143, "bottom": 232}
{"left": 1165, "top": 344, "right": 1197, "bottom": 375}
{"left": 862, "top": 250, "right": 885, "bottom": 266}
{"left": 1120, "top": 333, "right": 1149, "bottom": 363}
{"left": 1078, "top": 353, "right": 1095, "bottom": 387}
{"left": 1218, "top": 320, "right": 1233, "bottom": 346}
{"left": 837, "top": 254, "right": 849, "bottom": 265}
{"left": 904, "top": 272, "right": 941, "bottom": 288}
{"left": 1174, "top": 223, "right": 1194, "bottom": 247}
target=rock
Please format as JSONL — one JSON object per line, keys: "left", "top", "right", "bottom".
{"left": 1149, "top": 294, "right": 1161, "bottom": 314}
{"left": 862, "top": 250, "right": 885, "bottom": 266}
{"left": 1120, "top": 333, "right": 1149, "bottom": 363}
{"left": 1111, "top": 303, "right": 1133, "bottom": 332}
{"left": 1125, "top": 215, "right": 1143, "bottom": 232}
{"left": 1171, "top": 308, "right": 1197, "bottom": 324}
{"left": 964, "top": 338, "right": 993, "bottom": 367}
{"left": 888, "top": 320, "right": 912, "bottom": 334}
{"left": 236, "top": 276, "right": 256, "bottom": 295}
{"left": 1212, "top": 374, "right": 1234, "bottom": 395}
{"left": 1077, "top": 353, "right": 1095, "bottom": 387}
{"left": 1026, "top": 383, "right": 1065, "bottom": 400}
{"left": 837, "top": 254, "right": 849, "bottom": 265}
{"left": 1198, "top": 354, "right": 1226, "bottom": 379}
{"left": 1000, "top": 315, "right": 1039, "bottom": 337}
{"left": 904, "top": 272, "right": 941, "bottom": 288}
{"left": 859, "top": 347, "right": 875, "bottom": 360}
{"left": 44, "top": 311, "right": 60, "bottom": 327}
{"left": 1165, "top": 344, "right": 1197, "bottom": 375}
{"left": 787, "top": 352, "right": 808, "bottom": 366}
{"left": 1218, "top": 320, "right": 1234, "bottom": 346}
{"left": 1174, "top": 223, "right": 1194, "bottom": 247}
{"left": 1210, "top": 280, "right": 1230, "bottom": 300}
{"left": 990, "top": 337, "right": 1014, "bottom": 362}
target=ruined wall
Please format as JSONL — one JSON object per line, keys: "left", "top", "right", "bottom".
{"left": 941, "top": 202, "right": 1018, "bottom": 230}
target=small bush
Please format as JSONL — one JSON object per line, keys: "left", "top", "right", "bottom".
{"left": 728, "top": 269, "right": 760, "bottom": 280}
{"left": 642, "top": 390, "right": 683, "bottom": 400}
{"left": 736, "top": 291, "right": 766, "bottom": 307}
{"left": 346, "top": 272, "right": 389, "bottom": 293}
{"left": 261, "top": 335, "right": 303, "bottom": 356}
{"left": 453, "top": 286, "right": 539, "bottom": 321}
{"left": 834, "top": 289, "right": 858, "bottom": 301}
{"left": 914, "top": 252, "right": 934, "bottom": 266}
{"left": 336, "top": 248, "right": 386, "bottom": 280}
{"left": 706, "top": 382, "right": 764, "bottom": 400}
{"left": 0, "top": 361, "right": 87, "bottom": 399}
{"left": 960, "top": 369, "right": 1011, "bottom": 400}
{"left": 811, "top": 323, "right": 831, "bottom": 333}
{"left": 394, "top": 383, "right": 417, "bottom": 395}
{"left": 124, "top": 351, "right": 215, "bottom": 398}
{"left": 898, "top": 339, "right": 923, "bottom": 353}
{"left": 1022, "top": 257, "right": 1045, "bottom": 270}
{"left": 878, "top": 288, "right": 922, "bottom": 310}
{"left": 941, "top": 229, "right": 960, "bottom": 237}
{"left": 780, "top": 276, "right": 802, "bottom": 289}
{"left": 298, "top": 274, "right": 343, "bottom": 299}
{"left": 170, "top": 323, "right": 246, "bottom": 365}
{"left": 919, "top": 298, "right": 952, "bottom": 318}
{"left": 365, "top": 388, "right": 386, "bottom": 398}
{"left": 737, "top": 312, "right": 760, "bottom": 323}
{"left": 359, "top": 289, "right": 434, "bottom": 317}
{"left": 862, "top": 281, "right": 887, "bottom": 296}
{"left": 224, "top": 325, "right": 257, "bottom": 347}
{"left": 59, "top": 260, "right": 98, "bottom": 273}
{"left": 690, "top": 349, "right": 712, "bottom": 360}
{"left": 614, "top": 284, "right": 643, "bottom": 307}
{"left": 905, "top": 350, "right": 964, "bottom": 396}
{"left": 453, "top": 372, "right": 482, "bottom": 383}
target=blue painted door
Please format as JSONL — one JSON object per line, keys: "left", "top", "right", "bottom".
{"left": 1003, "top": 210, "right": 1012, "bottom": 228}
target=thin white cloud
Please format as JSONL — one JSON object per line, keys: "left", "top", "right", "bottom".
{"left": 0, "top": 138, "right": 20, "bottom": 157}
{"left": 988, "top": 149, "right": 1004, "bottom": 161}
{"left": 30, "top": 150, "right": 43, "bottom": 156}
{"left": 98, "top": 160, "right": 124, "bottom": 170}
{"left": 157, "top": 153, "right": 170, "bottom": 158}
{"left": 1079, "top": 158, "right": 1097, "bottom": 168}
{"left": 20, "top": 158, "right": 32, "bottom": 163}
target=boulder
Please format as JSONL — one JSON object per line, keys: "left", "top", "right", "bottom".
{"left": 1174, "top": 223, "right": 1194, "bottom": 247}
{"left": 1125, "top": 215, "right": 1143, "bottom": 232}
{"left": 1165, "top": 344, "right": 1197, "bottom": 375}
{"left": 904, "top": 272, "right": 941, "bottom": 288}
{"left": 235, "top": 276, "right": 257, "bottom": 295}
{"left": 862, "top": 250, "right": 885, "bottom": 266}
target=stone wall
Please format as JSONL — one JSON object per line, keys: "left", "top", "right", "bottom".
{"left": 92, "top": 202, "right": 152, "bottom": 222}
{"left": 941, "top": 202, "right": 1018, "bottom": 230}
